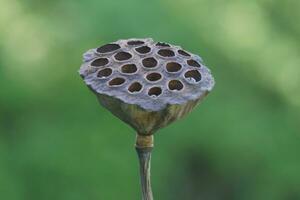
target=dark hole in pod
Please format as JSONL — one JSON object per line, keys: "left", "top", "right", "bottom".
{"left": 135, "top": 46, "right": 151, "bottom": 54}
{"left": 128, "top": 82, "right": 143, "bottom": 93}
{"left": 168, "top": 80, "right": 184, "bottom": 91}
{"left": 148, "top": 87, "right": 162, "bottom": 97}
{"left": 166, "top": 62, "right": 182, "bottom": 72}
{"left": 96, "top": 44, "right": 120, "bottom": 53}
{"left": 121, "top": 64, "right": 137, "bottom": 74}
{"left": 97, "top": 68, "right": 112, "bottom": 78}
{"left": 146, "top": 72, "right": 162, "bottom": 82}
{"left": 91, "top": 58, "right": 109, "bottom": 67}
{"left": 157, "top": 49, "right": 175, "bottom": 57}
{"left": 187, "top": 59, "right": 201, "bottom": 67}
{"left": 108, "top": 77, "right": 126, "bottom": 86}
{"left": 184, "top": 70, "right": 201, "bottom": 82}
{"left": 178, "top": 49, "right": 190, "bottom": 57}
{"left": 114, "top": 52, "right": 132, "bottom": 61}
{"left": 156, "top": 42, "right": 170, "bottom": 47}
{"left": 127, "top": 40, "right": 145, "bottom": 45}
{"left": 142, "top": 57, "right": 158, "bottom": 68}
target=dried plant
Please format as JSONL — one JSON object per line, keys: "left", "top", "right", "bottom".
{"left": 79, "top": 38, "right": 215, "bottom": 200}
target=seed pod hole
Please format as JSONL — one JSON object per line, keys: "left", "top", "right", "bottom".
{"left": 97, "top": 68, "right": 112, "bottom": 78}
{"left": 97, "top": 44, "right": 120, "bottom": 53}
{"left": 135, "top": 46, "right": 151, "bottom": 54}
{"left": 108, "top": 77, "right": 126, "bottom": 86}
{"left": 146, "top": 72, "right": 162, "bottom": 82}
{"left": 178, "top": 49, "right": 190, "bottom": 57}
{"left": 91, "top": 58, "right": 109, "bottom": 67}
{"left": 121, "top": 64, "right": 137, "bottom": 74}
{"left": 114, "top": 52, "right": 132, "bottom": 61}
{"left": 187, "top": 59, "right": 201, "bottom": 67}
{"left": 157, "top": 49, "right": 175, "bottom": 57}
{"left": 184, "top": 70, "right": 201, "bottom": 83}
{"left": 127, "top": 40, "right": 145, "bottom": 45}
{"left": 156, "top": 42, "right": 170, "bottom": 47}
{"left": 148, "top": 87, "right": 162, "bottom": 97}
{"left": 168, "top": 80, "right": 184, "bottom": 91}
{"left": 166, "top": 62, "right": 182, "bottom": 73}
{"left": 142, "top": 57, "right": 158, "bottom": 68}
{"left": 128, "top": 82, "right": 143, "bottom": 93}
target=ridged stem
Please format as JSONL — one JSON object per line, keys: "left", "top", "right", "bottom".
{"left": 135, "top": 135, "right": 154, "bottom": 200}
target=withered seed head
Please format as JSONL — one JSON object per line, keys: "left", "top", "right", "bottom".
{"left": 79, "top": 38, "right": 215, "bottom": 135}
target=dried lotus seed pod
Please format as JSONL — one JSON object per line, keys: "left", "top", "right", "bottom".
{"left": 79, "top": 38, "right": 214, "bottom": 135}
{"left": 79, "top": 38, "right": 215, "bottom": 200}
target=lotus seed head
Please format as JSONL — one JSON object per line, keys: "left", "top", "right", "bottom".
{"left": 79, "top": 38, "right": 215, "bottom": 135}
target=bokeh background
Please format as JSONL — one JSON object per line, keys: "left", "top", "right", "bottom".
{"left": 0, "top": 0, "right": 300, "bottom": 199}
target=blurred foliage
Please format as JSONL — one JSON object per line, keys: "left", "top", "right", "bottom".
{"left": 0, "top": 0, "right": 300, "bottom": 199}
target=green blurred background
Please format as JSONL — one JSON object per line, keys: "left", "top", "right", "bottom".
{"left": 0, "top": 0, "right": 300, "bottom": 199}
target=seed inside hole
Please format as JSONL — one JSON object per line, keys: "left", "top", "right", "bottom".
{"left": 157, "top": 49, "right": 175, "bottom": 57}
{"left": 97, "top": 68, "right": 112, "bottom": 78}
{"left": 146, "top": 72, "right": 162, "bottom": 82}
{"left": 166, "top": 62, "right": 182, "bottom": 72}
{"left": 108, "top": 77, "right": 126, "bottom": 86}
{"left": 184, "top": 70, "right": 201, "bottom": 83}
{"left": 148, "top": 87, "right": 162, "bottom": 97}
{"left": 97, "top": 44, "right": 120, "bottom": 53}
{"left": 142, "top": 57, "right": 158, "bottom": 68}
{"left": 156, "top": 42, "right": 170, "bottom": 47}
{"left": 187, "top": 59, "right": 201, "bottom": 67}
{"left": 91, "top": 58, "right": 109, "bottom": 67}
{"left": 135, "top": 46, "right": 151, "bottom": 54}
{"left": 127, "top": 40, "right": 145, "bottom": 45}
{"left": 168, "top": 80, "right": 184, "bottom": 91}
{"left": 114, "top": 52, "right": 132, "bottom": 61}
{"left": 128, "top": 82, "right": 143, "bottom": 93}
{"left": 121, "top": 64, "right": 137, "bottom": 74}
{"left": 178, "top": 49, "right": 190, "bottom": 56}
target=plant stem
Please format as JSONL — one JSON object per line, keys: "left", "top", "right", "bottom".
{"left": 135, "top": 135, "right": 154, "bottom": 200}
